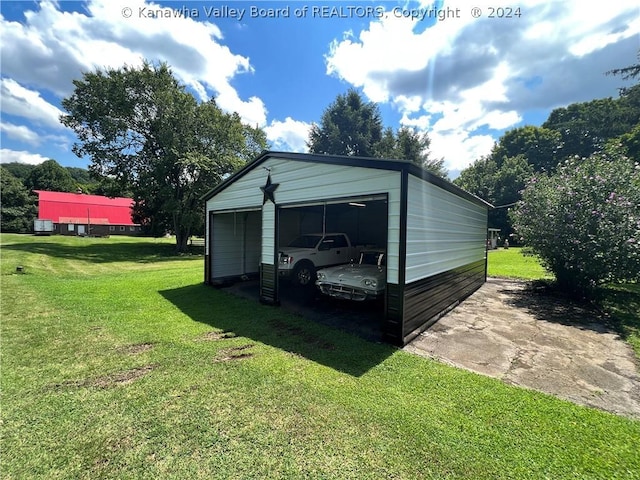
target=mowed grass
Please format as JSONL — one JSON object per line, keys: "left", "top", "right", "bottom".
{"left": 2, "top": 234, "right": 639, "bottom": 479}
{"left": 487, "top": 247, "right": 553, "bottom": 280}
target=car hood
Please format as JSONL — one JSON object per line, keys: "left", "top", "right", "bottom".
{"left": 280, "top": 247, "right": 315, "bottom": 257}
{"left": 318, "top": 264, "right": 384, "bottom": 283}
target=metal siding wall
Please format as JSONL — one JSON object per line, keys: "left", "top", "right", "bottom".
{"left": 260, "top": 263, "right": 278, "bottom": 305}
{"left": 262, "top": 202, "right": 276, "bottom": 265}
{"left": 206, "top": 169, "right": 266, "bottom": 212}
{"left": 405, "top": 175, "right": 487, "bottom": 283}
{"left": 384, "top": 283, "right": 404, "bottom": 345}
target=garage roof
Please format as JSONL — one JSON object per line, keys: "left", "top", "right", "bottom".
{"left": 202, "top": 151, "right": 492, "bottom": 208}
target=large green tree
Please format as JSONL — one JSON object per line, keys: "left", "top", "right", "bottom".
{"left": 377, "top": 126, "right": 448, "bottom": 178}
{"left": 0, "top": 167, "right": 37, "bottom": 233}
{"left": 308, "top": 90, "right": 446, "bottom": 176}
{"left": 61, "top": 62, "right": 266, "bottom": 252}
{"left": 2, "top": 163, "right": 35, "bottom": 183}
{"left": 308, "top": 89, "right": 383, "bottom": 157}
{"left": 490, "top": 126, "right": 562, "bottom": 172}
{"left": 24, "top": 159, "right": 77, "bottom": 192}
{"left": 542, "top": 85, "right": 640, "bottom": 161}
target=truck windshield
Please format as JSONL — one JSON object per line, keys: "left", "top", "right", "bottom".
{"left": 287, "top": 235, "right": 323, "bottom": 248}
{"left": 360, "top": 252, "right": 385, "bottom": 266}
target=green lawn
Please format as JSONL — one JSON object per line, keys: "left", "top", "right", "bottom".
{"left": 487, "top": 247, "right": 553, "bottom": 280}
{"left": 2, "top": 234, "right": 639, "bottom": 479}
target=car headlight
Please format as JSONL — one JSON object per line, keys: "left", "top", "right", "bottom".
{"left": 316, "top": 272, "right": 326, "bottom": 280}
{"left": 362, "top": 278, "right": 377, "bottom": 288}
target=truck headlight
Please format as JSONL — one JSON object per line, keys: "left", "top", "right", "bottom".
{"left": 362, "top": 278, "right": 377, "bottom": 288}
{"left": 280, "top": 255, "right": 293, "bottom": 265}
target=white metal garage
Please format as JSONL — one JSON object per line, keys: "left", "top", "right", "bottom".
{"left": 203, "top": 151, "right": 491, "bottom": 346}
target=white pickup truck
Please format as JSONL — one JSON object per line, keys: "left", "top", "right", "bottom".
{"left": 279, "top": 233, "right": 363, "bottom": 286}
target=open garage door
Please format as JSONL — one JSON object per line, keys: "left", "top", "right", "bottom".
{"left": 209, "top": 210, "right": 261, "bottom": 283}
{"left": 277, "top": 195, "right": 389, "bottom": 287}
{"left": 278, "top": 195, "right": 388, "bottom": 249}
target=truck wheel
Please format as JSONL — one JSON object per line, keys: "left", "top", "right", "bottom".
{"left": 293, "top": 262, "right": 315, "bottom": 287}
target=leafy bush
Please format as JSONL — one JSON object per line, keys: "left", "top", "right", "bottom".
{"left": 0, "top": 167, "right": 37, "bottom": 233}
{"left": 510, "top": 147, "right": 640, "bottom": 297}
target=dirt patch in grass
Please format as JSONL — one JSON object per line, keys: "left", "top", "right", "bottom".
{"left": 268, "top": 318, "right": 336, "bottom": 351}
{"left": 199, "top": 330, "right": 237, "bottom": 341}
{"left": 213, "top": 344, "right": 255, "bottom": 363}
{"left": 53, "top": 364, "right": 157, "bottom": 390}
{"left": 117, "top": 343, "right": 154, "bottom": 355}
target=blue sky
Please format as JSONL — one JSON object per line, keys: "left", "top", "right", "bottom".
{"left": 1, "top": 0, "right": 638, "bottom": 178}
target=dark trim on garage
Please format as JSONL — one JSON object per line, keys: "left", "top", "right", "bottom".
{"left": 401, "top": 259, "right": 487, "bottom": 346}
{"left": 260, "top": 264, "right": 279, "bottom": 305}
{"left": 398, "top": 169, "right": 409, "bottom": 290}
{"left": 205, "top": 211, "right": 214, "bottom": 284}
{"left": 382, "top": 168, "right": 410, "bottom": 345}
{"left": 383, "top": 283, "right": 404, "bottom": 344}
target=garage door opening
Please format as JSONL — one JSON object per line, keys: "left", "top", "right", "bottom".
{"left": 275, "top": 196, "right": 389, "bottom": 336}
{"left": 209, "top": 210, "right": 261, "bottom": 284}
{"left": 278, "top": 196, "right": 388, "bottom": 281}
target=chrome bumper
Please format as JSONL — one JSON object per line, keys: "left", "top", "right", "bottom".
{"left": 316, "top": 282, "right": 381, "bottom": 302}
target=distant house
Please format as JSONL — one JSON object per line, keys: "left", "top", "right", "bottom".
{"left": 34, "top": 190, "right": 142, "bottom": 236}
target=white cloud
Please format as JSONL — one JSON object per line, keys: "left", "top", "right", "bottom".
{"left": 325, "top": 0, "right": 640, "bottom": 171}
{"left": 0, "top": 79, "right": 66, "bottom": 130}
{"left": 428, "top": 131, "right": 496, "bottom": 172}
{"left": 0, "top": 123, "right": 42, "bottom": 146}
{"left": 264, "top": 117, "right": 311, "bottom": 153}
{"left": 0, "top": 0, "right": 266, "bottom": 126}
{"left": 0, "top": 149, "right": 49, "bottom": 165}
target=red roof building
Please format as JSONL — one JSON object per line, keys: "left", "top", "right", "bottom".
{"left": 35, "top": 190, "right": 141, "bottom": 236}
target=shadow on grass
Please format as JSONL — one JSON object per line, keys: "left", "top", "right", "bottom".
{"left": 1, "top": 239, "right": 200, "bottom": 264}
{"left": 160, "top": 283, "right": 396, "bottom": 377}
{"left": 597, "top": 284, "right": 640, "bottom": 353}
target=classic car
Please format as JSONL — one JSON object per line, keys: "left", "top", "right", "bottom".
{"left": 315, "top": 250, "right": 386, "bottom": 301}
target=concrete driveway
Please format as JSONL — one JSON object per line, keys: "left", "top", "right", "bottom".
{"left": 405, "top": 278, "right": 640, "bottom": 418}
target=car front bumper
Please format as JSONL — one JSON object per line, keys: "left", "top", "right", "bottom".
{"left": 316, "top": 281, "right": 383, "bottom": 301}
